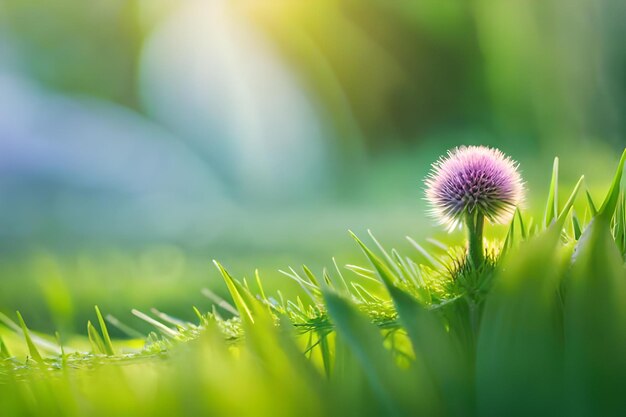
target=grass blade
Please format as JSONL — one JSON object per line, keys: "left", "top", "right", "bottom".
{"left": 516, "top": 208, "right": 527, "bottom": 239}
{"left": 131, "top": 310, "right": 179, "bottom": 338}
{"left": 214, "top": 261, "right": 255, "bottom": 325}
{"left": 598, "top": 148, "right": 626, "bottom": 221}
{"left": 585, "top": 190, "right": 598, "bottom": 216}
{"left": 0, "top": 331, "right": 11, "bottom": 359}
{"left": 324, "top": 291, "right": 432, "bottom": 417}
{"left": 87, "top": 320, "right": 106, "bottom": 355}
{"left": 543, "top": 157, "right": 559, "bottom": 228}
{"left": 201, "top": 288, "right": 240, "bottom": 316}
{"left": 556, "top": 175, "right": 585, "bottom": 226}
{"left": 564, "top": 217, "right": 626, "bottom": 415}
{"left": 350, "top": 231, "right": 399, "bottom": 289}
{"left": 16, "top": 311, "right": 43, "bottom": 362}
{"left": 95, "top": 306, "right": 115, "bottom": 356}
{"left": 572, "top": 211, "right": 582, "bottom": 240}
{"left": 477, "top": 229, "right": 564, "bottom": 417}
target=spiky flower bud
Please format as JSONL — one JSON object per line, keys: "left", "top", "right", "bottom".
{"left": 425, "top": 146, "right": 524, "bottom": 231}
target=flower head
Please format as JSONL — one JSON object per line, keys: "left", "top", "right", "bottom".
{"left": 425, "top": 146, "right": 524, "bottom": 230}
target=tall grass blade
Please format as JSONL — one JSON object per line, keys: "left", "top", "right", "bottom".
{"left": 0, "top": 312, "right": 61, "bottom": 354}
{"left": 318, "top": 332, "right": 332, "bottom": 378}
{"left": 585, "top": 190, "right": 598, "bottom": 216}
{"left": 0, "top": 332, "right": 11, "bottom": 359}
{"left": 556, "top": 175, "right": 584, "bottom": 226}
{"left": 477, "top": 229, "right": 564, "bottom": 417}
{"left": 350, "top": 232, "right": 399, "bottom": 288}
{"left": 598, "top": 148, "right": 626, "bottom": 221}
{"left": 131, "top": 310, "right": 179, "bottom": 338}
{"left": 16, "top": 311, "right": 44, "bottom": 362}
{"left": 94, "top": 306, "right": 115, "bottom": 356}
{"left": 501, "top": 212, "right": 517, "bottom": 254}
{"left": 516, "top": 208, "right": 527, "bottom": 239}
{"left": 324, "top": 291, "right": 431, "bottom": 417}
{"left": 214, "top": 261, "right": 254, "bottom": 325}
{"left": 379, "top": 272, "right": 470, "bottom": 417}
{"left": 543, "top": 157, "right": 559, "bottom": 228}
{"left": 201, "top": 288, "right": 239, "bottom": 316}
{"left": 572, "top": 212, "right": 582, "bottom": 240}
{"left": 351, "top": 230, "right": 470, "bottom": 415}
{"left": 564, "top": 218, "right": 626, "bottom": 416}
{"left": 87, "top": 320, "right": 106, "bottom": 355}
{"left": 614, "top": 192, "right": 626, "bottom": 257}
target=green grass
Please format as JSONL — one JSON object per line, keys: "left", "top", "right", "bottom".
{"left": 1, "top": 150, "right": 625, "bottom": 417}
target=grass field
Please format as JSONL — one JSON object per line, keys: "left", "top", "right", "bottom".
{"left": 0, "top": 148, "right": 624, "bottom": 417}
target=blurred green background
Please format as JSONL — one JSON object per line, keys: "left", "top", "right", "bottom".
{"left": 0, "top": 0, "right": 624, "bottom": 335}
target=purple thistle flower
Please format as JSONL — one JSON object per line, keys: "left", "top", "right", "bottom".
{"left": 425, "top": 146, "right": 524, "bottom": 231}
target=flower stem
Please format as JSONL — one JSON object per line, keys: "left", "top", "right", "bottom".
{"left": 465, "top": 211, "right": 485, "bottom": 269}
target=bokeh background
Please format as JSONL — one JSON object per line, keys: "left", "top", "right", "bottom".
{"left": 1, "top": 0, "right": 625, "bottom": 335}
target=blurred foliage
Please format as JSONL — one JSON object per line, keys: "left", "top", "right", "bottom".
{"left": 1, "top": 0, "right": 625, "bottom": 150}
{"left": 0, "top": 0, "right": 141, "bottom": 106}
